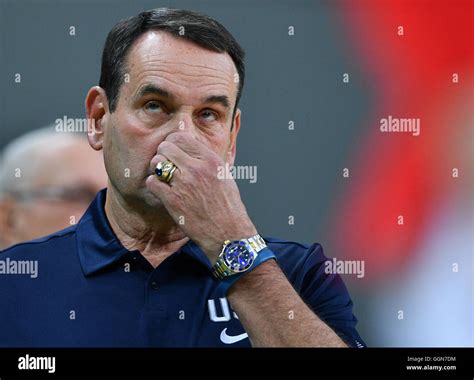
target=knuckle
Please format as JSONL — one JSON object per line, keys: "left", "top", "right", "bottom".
{"left": 167, "top": 133, "right": 182, "bottom": 144}
{"left": 186, "top": 164, "right": 198, "bottom": 177}
{"left": 157, "top": 141, "right": 171, "bottom": 153}
{"left": 155, "top": 154, "right": 166, "bottom": 164}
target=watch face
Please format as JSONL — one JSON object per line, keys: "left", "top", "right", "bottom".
{"left": 223, "top": 241, "right": 255, "bottom": 272}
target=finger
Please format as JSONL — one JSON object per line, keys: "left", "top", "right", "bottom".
{"left": 149, "top": 153, "right": 183, "bottom": 186}
{"left": 145, "top": 172, "right": 174, "bottom": 205}
{"left": 146, "top": 152, "right": 181, "bottom": 206}
{"left": 165, "top": 132, "right": 210, "bottom": 159}
{"left": 149, "top": 154, "right": 160, "bottom": 174}
{"left": 156, "top": 140, "right": 196, "bottom": 170}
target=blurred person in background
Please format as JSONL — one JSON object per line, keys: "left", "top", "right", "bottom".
{"left": 0, "top": 126, "right": 107, "bottom": 249}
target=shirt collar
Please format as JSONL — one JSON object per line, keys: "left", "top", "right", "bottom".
{"left": 76, "top": 188, "right": 212, "bottom": 276}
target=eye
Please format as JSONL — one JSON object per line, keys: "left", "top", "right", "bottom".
{"left": 144, "top": 100, "right": 163, "bottom": 113}
{"left": 200, "top": 109, "right": 218, "bottom": 122}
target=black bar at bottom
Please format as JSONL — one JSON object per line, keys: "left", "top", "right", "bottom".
{"left": 0, "top": 347, "right": 472, "bottom": 378}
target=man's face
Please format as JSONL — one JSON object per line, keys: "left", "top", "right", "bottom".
{"left": 100, "top": 31, "right": 240, "bottom": 208}
{"left": 0, "top": 141, "right": 107, "bottom": 248}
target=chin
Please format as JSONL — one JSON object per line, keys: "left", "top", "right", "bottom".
{"left": 141, "top": 187, "right": 165, "bottom": 208}
{"left": 117, "top": 184, "right": 163, "bottom": 210}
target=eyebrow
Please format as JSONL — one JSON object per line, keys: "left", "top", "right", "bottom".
{"left": 134, "top": 84, "right": 231, "bottom": 110}
{"left": 134, "top": 84, "right": 174, "bottom": 101}
{"left": 202, "top": 95, "right": 230, "bottom": 109}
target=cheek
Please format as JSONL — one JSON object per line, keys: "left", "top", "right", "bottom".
{"left": 104, "top": 114, "right": 163, "bottom": 181}
{"left": 102, "top": 125, "right": 125, "bottom": 179}
{"left": 202, "top": 130, "right": 231, "bottom": 159}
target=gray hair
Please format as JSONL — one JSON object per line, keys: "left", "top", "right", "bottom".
{"left": 0, "top": 126, "right": 86, "bottom": 198}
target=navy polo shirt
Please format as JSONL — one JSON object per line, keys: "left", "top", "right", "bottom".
{"left": 0, "top": 189, "right": 365, "bottom": 347}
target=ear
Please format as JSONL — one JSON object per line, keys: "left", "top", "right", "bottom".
{"left": 226, "top": 108, "right": 241, "bottom": 166}
{"left": 0, "top": 197, "right": 17, "bottom": 248}
{"left": 85, "top": 86, "right": 109, "bottom": 151}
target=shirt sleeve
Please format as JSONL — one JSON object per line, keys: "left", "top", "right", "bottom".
{"left": 295, "top": 243, "right": 367, "bottom": 348}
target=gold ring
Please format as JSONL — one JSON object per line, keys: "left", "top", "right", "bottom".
{"left": 155, "top": 160, "right": 177, "bottom": 184}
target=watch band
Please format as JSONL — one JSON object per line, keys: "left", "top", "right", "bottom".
{"left": 247, "top": 234, "right": 267, "bottom": 253}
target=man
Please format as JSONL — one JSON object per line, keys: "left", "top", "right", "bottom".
{"left": 0, "top": 8, "right": 365, "bottom": 347}
{"left": 0, "top": 126, "right": 107, "bottom": 249}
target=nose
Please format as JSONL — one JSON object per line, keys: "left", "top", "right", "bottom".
{"left": 172, "top": 111, "right": 194, "bottom": 133}
{"left": 155, "top": 109, "right": 205, "bottom": 152}
{"left": 167, "top": 111, "right": 206, "bottom": 146}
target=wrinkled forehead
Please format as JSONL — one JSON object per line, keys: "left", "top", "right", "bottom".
{"left": 124, "top": 31, "right": 238, "bottom": 101}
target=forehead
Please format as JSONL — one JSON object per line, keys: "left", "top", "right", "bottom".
{"left": 124, "top": 31, "right": 238, "bottom": 100}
